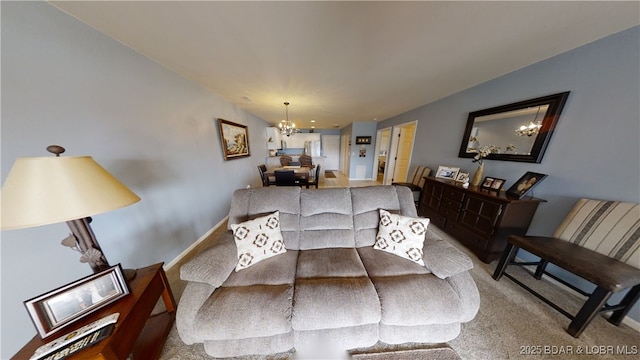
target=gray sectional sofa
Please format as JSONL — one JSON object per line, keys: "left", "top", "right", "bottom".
{"left": 176, "top": 185, "right": 480, "bottom": 358}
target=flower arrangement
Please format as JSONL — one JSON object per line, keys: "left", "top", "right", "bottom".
{"left": 468, "top": 137, "right": 516, "bottom": 164}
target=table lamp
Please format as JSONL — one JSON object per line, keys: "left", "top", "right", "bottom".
{"left": 1, "top": 145, "right": 140, "bottom": 276}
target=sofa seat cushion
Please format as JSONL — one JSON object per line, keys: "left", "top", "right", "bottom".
{"left": 294, "top": 324, "right": 379, "bottom": 356}
{"left": 357, "top": 247, "right": 430, "bottom": 277}
{"left": 379, "top": 323, "right": 461, "bottom": 345}
{"left": 292, "top": 277, "right": 381, "bottom": 331}
{"left": 222, "top": 250, "right": 298, "bottom": 287}
{"left": 296, "top": 248, "right": 367, "bottom": 278}
{"left": 194, "top": 284, "right": 293, "bottom": 340}
{"left": 204, "top": 333, "right": 293, "bottom": 358}
{"left": 371, "top": 274, "right": 463, "bottom": 326}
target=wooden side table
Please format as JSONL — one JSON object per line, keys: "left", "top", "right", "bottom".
{"left": 13, "top": 263, "right": 176, "bottom": 360}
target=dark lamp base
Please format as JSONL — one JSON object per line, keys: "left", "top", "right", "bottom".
{"left": 123, "top": 268, "right": 137, "bottom": 282}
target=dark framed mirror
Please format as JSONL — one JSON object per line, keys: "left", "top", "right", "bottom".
{"left": 458, "top": 92, "right": 570, "bottom": 163}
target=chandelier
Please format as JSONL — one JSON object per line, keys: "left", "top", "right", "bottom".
{"left": 278, "top": 102, "right": 299, "bottom": 137}
{"left": 515, "top": 107, "right": 542, "bottom": 137}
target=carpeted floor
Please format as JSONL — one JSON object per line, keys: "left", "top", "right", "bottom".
{"left": 160, "top": 224, "right": 640, "bottom": 360}
{"left": 325, "top": 171, "right": 337, "bottom": 178}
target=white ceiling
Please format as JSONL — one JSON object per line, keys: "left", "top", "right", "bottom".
{"left": 49, "top": 1, "right": 639, "bottom": 130}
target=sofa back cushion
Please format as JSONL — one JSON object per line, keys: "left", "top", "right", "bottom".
{"left": 228, "top": 187, "right": 301, "bottom": 249}
{"left": 299, "top": 188, "right": 354, "bottom": 249}
{"left": 351, "top": 186, "right": 417, "bottom": 247}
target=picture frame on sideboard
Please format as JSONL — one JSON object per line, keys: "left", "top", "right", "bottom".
{"left": 506, "top": 171, "right": 548, "bottom": 198}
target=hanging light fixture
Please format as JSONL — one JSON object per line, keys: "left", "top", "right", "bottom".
{"left": 278, "top": 102, "right": 299, "bottom": 137}
{"left": 515, "top": 106, "right": 543, "bottom": 137}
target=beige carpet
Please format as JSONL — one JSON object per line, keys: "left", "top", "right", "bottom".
{"left": 160, "top": 224, "right": 640, "bottom": 360}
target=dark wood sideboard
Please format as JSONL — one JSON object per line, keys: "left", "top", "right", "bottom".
{"left": 418, "top": 177, "right": 545, "bottom": 263}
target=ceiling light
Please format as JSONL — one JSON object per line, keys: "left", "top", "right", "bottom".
{"left": 515, "top": 107, "right": 542, "bottom": 137}
{"left": 278, "top": 102, "right": 299, "bottom": 137}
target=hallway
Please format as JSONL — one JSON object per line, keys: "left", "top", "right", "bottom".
{"left": 319, "top": 170, "right": 381, "bottom": 189}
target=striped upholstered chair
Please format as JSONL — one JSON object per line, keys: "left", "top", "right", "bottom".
{"left": 553, "top": 199, "right": 639, "bottom": 263}
{"left": 392, "top": 166, "right": 432, "bottom": 205}
{"left": 493, "top": 198, "right": 640, "bottom": 337}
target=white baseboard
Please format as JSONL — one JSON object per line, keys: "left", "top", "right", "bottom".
{"left": 519, "top": 259, "right": 640, "bottom": 333}
{"left": 164, "top": 216, "right": 229, "bottom": 272}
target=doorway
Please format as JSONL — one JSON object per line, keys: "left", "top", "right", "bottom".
{"left": 322, "top": 135, "right": 340, "bottom": 170}
{"left": 384, "top": 121, "right": 417, "bottom": 185}
{"left": 340, "top": 134, "right": 350, "bottom": 176}
{"left": 373, "top": 127, "right": 392, "bottom": 183}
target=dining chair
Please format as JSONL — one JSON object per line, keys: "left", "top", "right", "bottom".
{"left": 279, "top": 155, "right": 292, "bottom": 166}
{"left": 274, "top": 170, "right": 299, "bottom": 186}
{"left": 257, "top": 164, "right": 269, "bottom": 186}
{"left": 307, "top": 164, "right": 321, "bottom": 189}
{"left": 299, "top": 154, "right": 313, "bottom": 168}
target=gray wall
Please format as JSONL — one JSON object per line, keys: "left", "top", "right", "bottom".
{"left": 379, "top": 26, "right": 640, "bottom": 321}
{"left": 349, "top": 122, "right": 378, "bottom": 179}
{"left": 1, "top": 2, "right": 270, "bottom": 357}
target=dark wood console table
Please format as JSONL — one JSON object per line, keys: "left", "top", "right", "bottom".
{"left": 13, "top": 263, "right": 176, "bottom": 360}
{"left": 418, "top": 177, "right": 545, "bottom": 263}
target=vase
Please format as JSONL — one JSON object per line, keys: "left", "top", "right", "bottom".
{"left": 471, "top": 163, "right": 484, "bottom": 187}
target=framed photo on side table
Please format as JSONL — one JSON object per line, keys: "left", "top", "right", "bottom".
{"left": 24, "top": 264, "right": 129, "bottom": 338}
{"left": 435, "top": 166, "right": 460, "bottom": 181}
{"left": 507, "top": 171, "right": 548, "bottom": 198}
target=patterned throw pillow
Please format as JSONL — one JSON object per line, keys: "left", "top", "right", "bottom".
{"left": 374, "top": 209, "right": 430, "bottom": 265}
{"left": 230, "top": 211, "right": 286, "bottom": 271}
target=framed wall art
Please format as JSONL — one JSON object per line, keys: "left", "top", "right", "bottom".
{"left": 506, "top": 171, "right": 548, "bottom": 198}
{"left": 355, "top": 136, "right": 372, "bottom": 144}
{"left": 218, "top": 119, "right": 251, "bottom": 160}
{"left": 24, "top": 264, "right": 129, "bottom": 338}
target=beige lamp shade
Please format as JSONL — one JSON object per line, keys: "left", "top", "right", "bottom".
{"left": 1, "top": 156, "right": 141, "bottom": 230}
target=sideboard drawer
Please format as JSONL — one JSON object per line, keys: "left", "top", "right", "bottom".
{"left": 443, "top": 188, "right": 465, "bottom": 202}
{"left": 441, "top": 207, "right": 460, "bottom": 221}
{"left": 422, "top": 208, "right": 445, "bottom": 228}
{"left": 444, "top": 221, "right": 489, "bottom": 252}
{"left": 441, "top": 198, "right": 462, "bottom": 212}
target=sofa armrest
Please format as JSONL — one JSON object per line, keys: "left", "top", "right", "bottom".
{"left": 445, "top": 271, "right": 480, "bottom": 322}
{"left": 423, "top": 239, "right": 473, "bottom": 279}
{"left": 176, "top": 281, "right": 216, "bottom": 344}
{"left": 180, "top": 231, "right": 238, "bottom": 287}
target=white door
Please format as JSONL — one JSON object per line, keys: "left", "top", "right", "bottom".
{"left": 322, "top": 135, "right": 340, "bottom": 170}
{"left": 393, "top": 125, "right": 415, "bottom": 182}
{"left": 373, "top": 127, "right": 391, "bottom": 183}
{"left": 384, "top": 121, "right": 417, "bottom": 184}
{"left": 340, "top": 134, "right": 350, "bottom": 175}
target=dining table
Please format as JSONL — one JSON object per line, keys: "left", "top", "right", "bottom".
{"left": 263, "top": 166, "right": 312, "bottom": 188}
